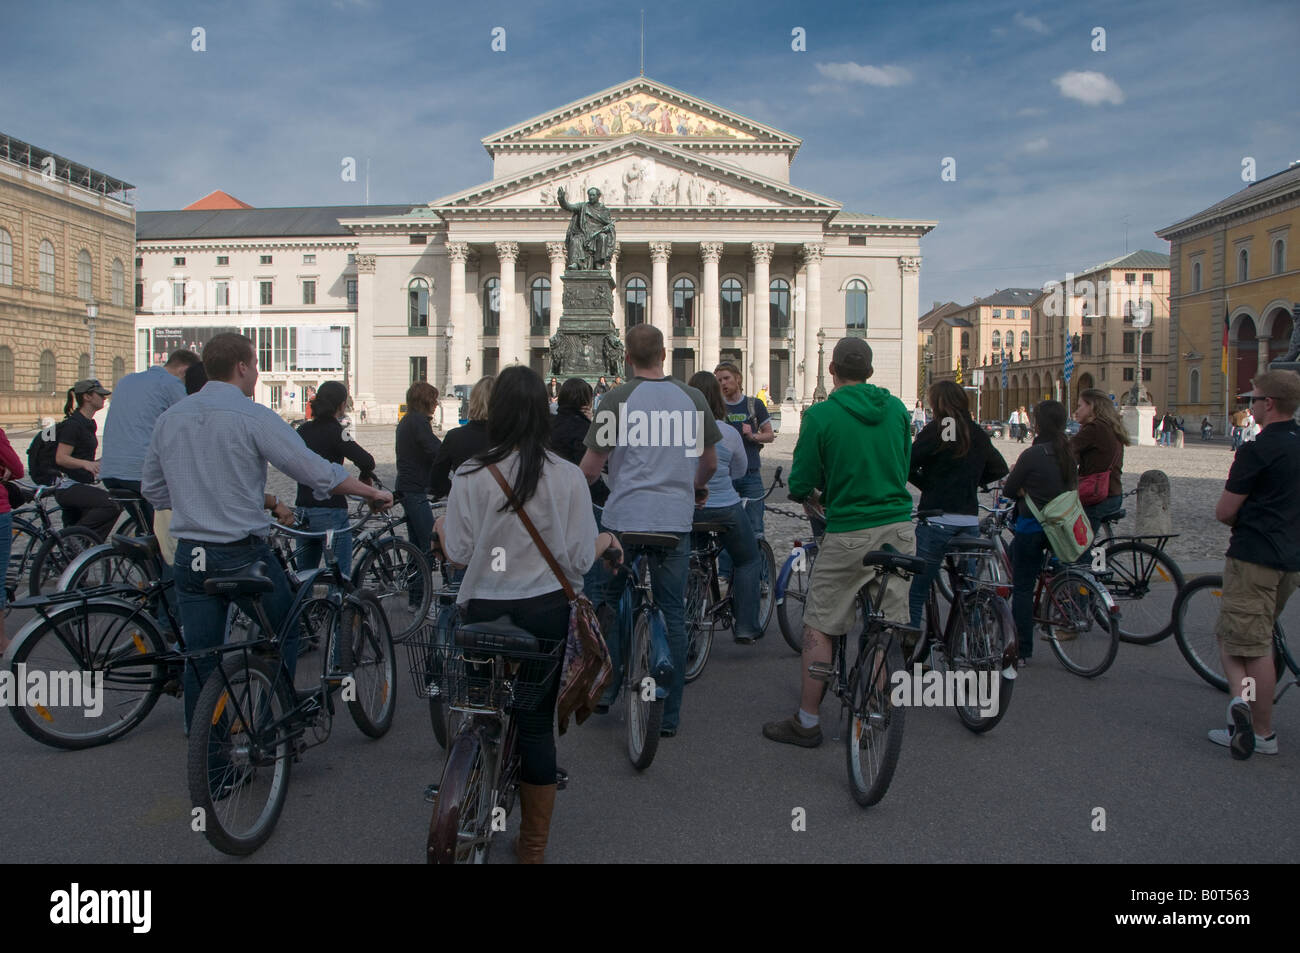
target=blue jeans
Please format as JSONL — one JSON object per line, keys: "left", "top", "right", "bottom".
{"left": 402, "top": 492, "right": 434, "bottom": 606}
{"left": 583, "top": 506, "right": 620, "bottom": 609}
{"left": 907, "top": 522, "right": 979, "bottom": 628}
{"left": 295, "top": 506, "right": 352, "bottom": 579}
{"left": 174, "top": 538, "right": 295, "bottom": 731}
{"left": 1083, "top": 494, "right": 1123, "bottom": 535}
{"left": 1010, "top": 530, "right": 1049, "bottom": 659}
{"left": 695, "top": 502, "right": 761, "bottom": 640}
{"left": 720, "top": 468, "right": 765, "bottom": 578}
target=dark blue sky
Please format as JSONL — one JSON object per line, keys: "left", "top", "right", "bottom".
{"left": 3, "top": 0, "right": 1296, "bottom": 305}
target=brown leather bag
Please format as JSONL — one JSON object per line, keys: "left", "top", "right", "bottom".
{"left": 487, "top": 464, "right": 612, "bottom": 734}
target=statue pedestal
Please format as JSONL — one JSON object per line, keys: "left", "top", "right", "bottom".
{"left": 1268, "top": 360, "right": 1300, "bottom": 375}
{"left": 779, "top": 398, "right": 802, "bottom": 436}
{"left": 551, "top": 269, "right": 618, "bottom": 383}
{"left": 1122, "top": 404, "right": 1157, "bottom": 447}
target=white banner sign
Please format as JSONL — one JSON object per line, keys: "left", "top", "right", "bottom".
{"left": 297, "top": 327, "right": 342, "bottom": 370}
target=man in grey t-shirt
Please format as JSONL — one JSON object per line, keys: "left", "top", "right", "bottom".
{"left": 581, "top": 324, "right": 720, "bottom": 737}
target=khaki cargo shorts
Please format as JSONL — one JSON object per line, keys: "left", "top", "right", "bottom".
{"left": 1215, "top": 557, "right": 1300, "bottom": 657}
{"left": 804, "top": 521, "right": 916, "bottom": 637}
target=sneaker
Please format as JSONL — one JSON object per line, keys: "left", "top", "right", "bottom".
{"left": 660, "top": 727, "right": 677, "bottom": 738}
{"left": 761, "top": 714, "right": 823, "bottom": 748}
{"left": 734, "top": 631, "right": 761, "bottom": 645}
{"left": 1208, "top": 700, "right": 1257, "bottom": 759}
{"left": 1015, "top": 656, "right": 1031, "bottom": 669}
{"left": 1207, "top": 727, "right": 1276, "bottom": 756}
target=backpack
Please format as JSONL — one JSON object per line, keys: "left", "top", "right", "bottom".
{"left": 1024, "top": 490, "right": 1094, "bottom": 562}
{"left": 26, "top": 428, "right": 59, "bottom": 485}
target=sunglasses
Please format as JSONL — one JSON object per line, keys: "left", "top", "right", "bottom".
{"left": 1249, "top": 395, "right": 1273, "bottom": 404}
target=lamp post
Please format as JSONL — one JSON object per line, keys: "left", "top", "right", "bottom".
{"left": 84, "top": 300, "right": 98, "bottom": 379}
{"left": 445, "top": 324, "right": 454, "bottom": 394}
{"left": 1130, "top": 300, "right": 1151, "bottom": 404}
{"left": 813, "top": 328, "right": 827, "bottom": 402}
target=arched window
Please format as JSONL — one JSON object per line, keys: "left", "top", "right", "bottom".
{"left": 482, "top": 277, "right": 500, "bottom": 334}
{"left": 1192, "top": 261, "right": 1202, "bottom": 292}
{"left": 38, "top": 350, "right": 56, "bottom": 391}
{"left": 0, "top": 346, "right": 13, "bottom": 390}
{"left": 0, "top": 228, "right": 12, "bottom": 285}
{"left": 720, "top": 278, "right": 743, "bottom": 337}
{"left": 112, "top": 356, "right": 125, "bottom": 385}
{"left": 991, "top": 330, "right": 1001, "bottom": 351}
{"left": 845, "top": 279, "right": 867, "bottom": 332}
{"left": 77, "top": 249, "right": 93, "bottom": 301}
{"left": 1238, "top": 248, "right": 1249, "bottom": 283}
{"left": 39, "top": 240, "right": 55, "bottom": 292}
{"left": 1020, "top": 330, "right": 1029, "bottom": 353}
{"left": 1274, "top": 239, "right": 1286, "bottom": 275}
{"left": 961, "top": 331, "right": 970, "bottom": 349}
{"left": 769, "top": 278, "right": 790, "bottom": 336}
{"left": 408, "top": 277, "right": 429, "bottom": 330}
{"left": 625, "top": 277, "right": 647, "bottom": 329}
{"left": 111, "top": 259, "right": 124, "bottom": 306}
{"left": 1189, "top": 367, "right": 1201, "bottom": 403}
{"left": 529, "top": 277, "right": 551, "bottom": 333}
{"left": 673, "top": 277, "right": 695, "bottom": 333}
{"left": 78, "top": 353, "right": 90, "bottom": 380}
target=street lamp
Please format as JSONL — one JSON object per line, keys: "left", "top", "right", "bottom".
{"left": 445, "top": 324, "right": 454, "bottom": 393}
{"left": 84, "top": 300, "right": 98, "bottom": 379}
{"left": 813, "top": 328, "right": 827, "bottom": 402}
{"left": 1129, "top": 300, "right": 1152, "bottom": 404}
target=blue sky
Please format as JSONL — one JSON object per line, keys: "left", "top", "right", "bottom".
{"left": 3, "top": 0, "right": 1296, "bottom": 307}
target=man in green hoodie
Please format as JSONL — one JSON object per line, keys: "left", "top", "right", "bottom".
{"left": 763, "top": 337, "right": 914, "bottom": 747}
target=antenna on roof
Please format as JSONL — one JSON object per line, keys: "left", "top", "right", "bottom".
{"left": 640, "top": 10, "right": 645, "bottom": 76}
{"left": 365, "top": 156, "right": 370, "bottom": 206}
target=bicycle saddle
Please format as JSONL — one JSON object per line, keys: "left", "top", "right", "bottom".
{"left": 112, "top": 534, "right": 159, "bottom": 561}
{"left": 203, "top": 561, "right": 275, "bottom": 596}
{"left": 455, "top": 617, "right": 541, "bottom": 656}
{"left": 1098, "top": 509, "right": 1126, "bottom": 524}
{"left": 942, "top": 535, "right": 996, "bottom": 552}
{"left": 105, "top": 487, "right": 145, "bottom": 502}
{"left": 691, "top": 521, "right": 729, "bottom": 535}
{"left": 861, "top": 547, "right": 926, "bottom": 575}
{"left": 620, "top": 532, "right": 680, "bottom": 550}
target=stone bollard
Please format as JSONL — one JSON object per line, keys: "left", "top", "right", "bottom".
{"left": 1135, "top": 470, "right": 1172, "bottom": 537}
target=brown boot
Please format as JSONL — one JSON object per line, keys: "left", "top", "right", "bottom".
{"left": 514, "top": 782, "right": 557, "bottom": 864}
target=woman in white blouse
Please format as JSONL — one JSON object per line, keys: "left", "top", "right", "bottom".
{"left": 434, "top": 365, "right": 621, "bottom": 864}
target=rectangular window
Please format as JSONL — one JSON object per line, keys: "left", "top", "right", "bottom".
{"left": 347, "top": 253, "right": 356, "bottom": 265}
{"left": 302, "top": 280, "right": 316, "bottom": 305}
{"left": 1021, "top": 310, "right": 1029, "bottom": 319}
{"left": 482, "top": 348, "right": 499, "bottom": 378}
{"left": 215, "top": 281, "right": 230, "bottom": 308}
{"left": 260, "top": 255, "right": 272, "bottom": 265}
{"left": 273, "top": 327, "right": 289, "bottom": 371}
{"left": 1125, "top": 273, "right": 1135, "bottom": 284}
{"left": 409, "top": 235, "right": 427, "bottom": 245}
{"left": 303, "top": 253, "right": 316, "bottom": 264}
{"left": 1124, "top": 331, "right": 1153, "bottom": 354}
{"left": 135, "top": 281, "right": 144, "bottom": 309}
{"left": 258, "top": 328, "right": 273, "bottom": 370}
{"left": 1143, "top": 367, "right": 1152, "bottom": 381}
{"left": 173, "top": 257, "right": 185, "bottom": 266}
{"left": 137, "top": 329, "right": 150, "bottom": 371}
{"left": 992, "top": 309, "right": 1001, "bottom": 318}
{"left": 1081, "top": 333, "right": 1093, "bottom": 356}
{"left": 1123, "top": 367, "right": 1134, "bottom": 382}
{"left": 270, "top": 383, "right": 283, "bottom": 409}
{"left": 848, "top": 236, "right": 866, "bottom": 246}
{"left": 1142, "top": 273, "right": 1153, "bottom": 285}
{"left": 409, "top": 356, "right": 427, "bottom": 383}
{"left": 346, "top": 279, "right": 357, "bottom": 307}
{"left": 172, "top": 281, "right": 185, "bottom": 309}
{"left": 260, "top": 281, "right": 273, "bottom": 306}
{"left": 216, "top": 255, "right": 229, "bottom": 266}
{"left": 135, "top": 257, "right": 143, "bottom": 267}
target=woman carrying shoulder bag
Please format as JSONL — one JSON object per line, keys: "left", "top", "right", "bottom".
{"left": 1002, "top": 400, "right": 1079, "bottom": 665}
{"left": 435, "top": 366, "right": 621, "bottom": 863}
{"left": 1071, "top": 387, "right": 1129, "bottom": 532}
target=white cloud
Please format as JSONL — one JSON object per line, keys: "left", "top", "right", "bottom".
{"left": 815, "top": 62, "right": 913, "bottom": 87}
{"left": 1014, "top": 11, "right": 1050, "bottom": 34}
{"left": 1023, "top": 137, "right": 1050, "bottom": 153}
{"left": 1053, "top": 70, "right": 1126, "bottom": 106}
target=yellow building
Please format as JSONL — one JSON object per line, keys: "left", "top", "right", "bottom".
{"left": 930, "top": 288, "right": 1036, "bottom": 419}
{"left": 1156, "top": 163, "right": 1300, "bottom": 430}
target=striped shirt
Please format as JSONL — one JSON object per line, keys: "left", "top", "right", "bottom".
{"left": 141, "top": 381, "right": 347, "bottom": 543}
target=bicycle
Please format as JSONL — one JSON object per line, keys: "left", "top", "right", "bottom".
{"left": 423, "top": 617, "right": 566, "bottom": 864}
{"left": 974, "top": 490, "right": 1121, "bottom": 677}
{"left": 4, "top": 482, "right": 102, "bottom": 599}
{"left": 683, "top": 467, "right": 782, "bottom": 682}
{"left": 1087, "top": 491, "right": 1185, "bottom": 645}
{"left": 774, "top": 501, "right": 827, "bottom": 654}
{"left": 909, "top": 510, "right": 1017, "bottom": 732}
{"left": 186, "top": 522, "right": 396, "bottom": 855}
{"left": 1173, "top": 574, "right": 1291, "bottom": 693}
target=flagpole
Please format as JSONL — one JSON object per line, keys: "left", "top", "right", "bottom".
{"left": 1224, "top": 290, "right": 1230, "bottom": 436}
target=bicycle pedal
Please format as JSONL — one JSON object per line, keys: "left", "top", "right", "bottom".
{"left": 807, "top": 662, "right": 835, "bottom": 682}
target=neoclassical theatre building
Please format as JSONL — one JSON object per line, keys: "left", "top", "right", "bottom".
{"left": 137, "top": 78, "right": 934, "bottom": 420}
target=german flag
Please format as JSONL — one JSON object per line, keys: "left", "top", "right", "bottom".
{"left": 1221, "top": 307, "right": 1230, "bottom": 376}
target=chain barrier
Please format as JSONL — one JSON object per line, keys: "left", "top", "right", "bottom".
{"left": 766, "top": 504, "right": 811, "bottom": 522}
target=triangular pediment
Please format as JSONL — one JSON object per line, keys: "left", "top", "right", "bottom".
{"left": 430, "top": 137, "right": 837, "bottom": 212}
{"left": 482, "top": 77, "right": 800, "bottom": 151}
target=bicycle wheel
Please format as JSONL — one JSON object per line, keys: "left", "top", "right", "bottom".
{"left": 29, "top": 527, "right": 102, "bottom": 596}
{"left": 756, "top": 538, "right": 776, "bottom": 636}
{"left": 352, "top": 537, "right": 432, "bottom": 644}
{"left": 291, "top": 596, "right": 340, "bottom": 695}
{"left": 777, "top": 545, "right": 813, "bottom": 654}
{"left": 626, "top": 608, "right": 664, "bottom": 771}
{"left": 1042, "top": 571, "right": 1119, "bottom": 677}
{"left": 187, "top": 653, "right": 295, "bottom": 856}
{"left": 337, "top": 591, "right": 397, "bottom": 738}
{"left": 1173, "top": 574, "right": 1286, "bottom": 692}
{"left": 1101, "top": 540, "right": 1184, "bottom": 645}
{"left": 60, "top": 545, "right": 156, "bottom": 593}
{"left": 427, "top": 726, "right": 494, "bottom": 864}
{"left": 7, "top": 599, "right": 169, "bottom": 749}
{"left": 844, "top": 613, "right": 907, "bottom": 807}
{"left": 684, "top": 564, "right": 713, "bottom": 684}
{"left": 951, "top": 590, "right": 1015, "bottom": 733}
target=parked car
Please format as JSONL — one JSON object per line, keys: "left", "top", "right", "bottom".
{"left": 980, "top": 420, "right": 1006, "bottom": 439}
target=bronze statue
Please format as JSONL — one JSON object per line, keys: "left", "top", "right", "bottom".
{"left": 548, "top": 329, "right": 572, "bottom": 376}
{"left": 1280, "top": 306, "right": 1300, "bottom": 363}
{"left": 558, "top": 186, "right": 616, "bottom": 270}
{"left": 602, "top": 330, "right": 625, "bottom": 377}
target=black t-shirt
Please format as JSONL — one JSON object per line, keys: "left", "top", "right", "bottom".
{"left": 910, "top": 419, "right": 1009, "bottom": 516}
{"left": 430, "top": 420, "right": 491, "bottom": 499}
{"left": 1225, "top": 420, "right": 1300, "bottom": 570}
{"left": 294, "top": 417, "right": 376, "bottom": 508}
{"left": 723, "top": 394, "right": 771, "bottom": 472}
{"left": 55, "top": 412, "right": 99, "bottom": 484}
{"left": 551, "top": 408, "right": 608, "bottom": 506}
{"left": 394, "top": 413, "right": 441, "bottom": 496}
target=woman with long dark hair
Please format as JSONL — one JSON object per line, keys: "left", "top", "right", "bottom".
{"left": 434, "top": 366, "right": 621, "bottom": 863}
{"left": 293, "top": 381, "right": 375, "bottom": 576}
{"left": 688, "top": 371, "right": 763, "bottom": 643}
{"left": 395, "top": 381, "right": 441, "bottom": 573}
{"left": 1002, "top": 400, "right": 1077, "bottom": 664}
{"left": 907, "top": 380, "right": 1008, "bottom": 629}
{"left": 1071, "top": 387, "right": 1129, "bottom": 531}
{"left": 51, "top": 380, "right": 120, "bottom": 540}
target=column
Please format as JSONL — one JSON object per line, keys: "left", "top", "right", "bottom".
{"left": 495, "top": 241, "right": 520, "bottom": 366}
{"left": 752, "top": 242, "right": 774, "bottom": 395}
{"left": 700, "top": 241, "right": 724, "bottom": 372}
{"left": 609, "top": 242, "right": 622, "bottom": 329}
{"left": 899, "top": 255, "right": 921, "bottom": 408}
{"left": 800, "top": 243, "right": 824, "bottom": 401}
{"left": 545, "top": 241, "right": 565, "bottom": 333}
{"left": 650, "top": 241, "right": 671, "bottom": 339}
{"left": 446, "top": 242, "right": 469, "bottom": 391}
{"left": 354, "top": 253, "right": 377, "bottom": 405}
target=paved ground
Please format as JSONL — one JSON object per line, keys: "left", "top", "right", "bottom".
{"left": 3, "top": 424, "right": 1297, "bottom": 863}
